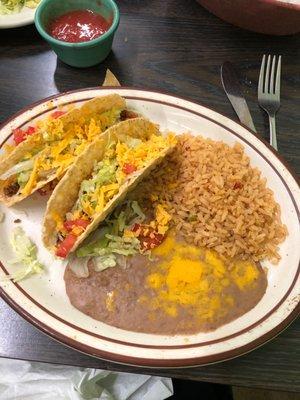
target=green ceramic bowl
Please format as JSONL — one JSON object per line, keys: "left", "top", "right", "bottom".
{"left": 35, "top": 0, "right": 119, "bottom": 68}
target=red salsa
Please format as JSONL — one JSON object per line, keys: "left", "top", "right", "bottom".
{"left": 48, "top": 9, "right": 111, "bottom": 43}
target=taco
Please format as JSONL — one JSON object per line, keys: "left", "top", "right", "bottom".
{"left": 42, "top": 118, "right": 176, "bottom": 258}
{"left": 0, "top": 94, "right": 138, "bottom": 206}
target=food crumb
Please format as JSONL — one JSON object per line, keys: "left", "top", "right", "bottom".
{"left": 106, "top": 290, "right": 116, "bottom": 312}
{"left": 124, "top": 36, "right": 128, "bottom": 42}
{"left": 14, "top": 219, "right": 21, "bottom": 224}
{"left": 0, "top": 212, "right": 4, "bottom": 223}
{"left": 14, "top": 210, "right": 28, "bottom": 217}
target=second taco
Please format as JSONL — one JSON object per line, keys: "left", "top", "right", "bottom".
{"left": 43, "top": 117, "right": 176, "bottom": 258}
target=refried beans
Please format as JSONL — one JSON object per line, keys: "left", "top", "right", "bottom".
{"left": 64, "top": 235, "right": 267, "bottom": 335}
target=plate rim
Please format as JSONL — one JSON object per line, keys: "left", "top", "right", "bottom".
{"left": 0, "top": 284, "right": 299, "bottom": 368}
{"left": 0, "top": 86, "right": 299, "bottom": 367}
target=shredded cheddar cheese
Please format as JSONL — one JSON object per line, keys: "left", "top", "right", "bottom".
{"left": 22, "top": 157, "right": 40, "bottom": 196}
{"left": 145, "top": 234, "right": 261, "bottom": 321}
{"left": 116, "top": 134, "right": 176, "bottom": 173}
{"left": 19, "top": 109, "right": 121, "bottom": 196}
{"left": 61, "top": 134, "right": 176, "bottom": 231}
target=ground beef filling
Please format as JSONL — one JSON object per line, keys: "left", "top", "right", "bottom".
{"left": 120, "top": 110, "right": 139, "bottom": 121}
{"left": 3, "top": 181, "right": 20, "bottom": 197}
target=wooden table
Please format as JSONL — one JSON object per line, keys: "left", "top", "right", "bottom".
{"left": 0, "top": 0, "right": 299, "bottom": 393}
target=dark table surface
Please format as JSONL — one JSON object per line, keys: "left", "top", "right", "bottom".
{"left": 0, "top": 0, "right": 299, "bottom": 393}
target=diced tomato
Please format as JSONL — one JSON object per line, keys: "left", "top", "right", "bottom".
{"left": 131, "top": 223, "right": 164, "bottom": 251}
{"left": 26, "top": 126, "right": 36, "bottom": 135}
{"left": 13, "top": 126, "right": 36, "bottom": 145}
{"left": 51, "top": 110, "right": 66, "bottom": 119}
{"left": 64, "top": 220, "right": 76, "bottom": 231}
{"left": 55, "top": 234, "right": 77, "bottom": 258}
{"left": 13, "top": 128, "right": 26, "bottom": 145}
{"left": 64, "top": 219, "right": 90, "bottom": 232}
{"left": 122, "top": 163, "right": 137, "bottom": 175}
{"left": 140, "top": 233, "right": 164, "bottom": 251}
{"left": 131, "top": 223, "right": 141, "bottom": 233}
{"left": 233, "top": 181, "right": 243, "bottom": 190}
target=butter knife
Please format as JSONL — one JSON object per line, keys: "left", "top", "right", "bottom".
{"left": 221, "top": 62, "right": 256, "bottom": 132}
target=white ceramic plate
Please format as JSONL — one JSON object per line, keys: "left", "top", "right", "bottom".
{"left": 0, "top": 6, "right": 36, "bottom": 29}
{"left": 0, "top": 88, "right": 299, "bottom": 367}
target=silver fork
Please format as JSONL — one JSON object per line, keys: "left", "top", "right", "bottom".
{"left": 258, "top": 54, "right": 282, "bottom": 151}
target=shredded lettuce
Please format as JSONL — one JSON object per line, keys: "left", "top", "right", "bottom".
{"left": 0, "top": 0, "right": 24, "bottom": 14}
{"left": 77, "top": 233, "right": 139, "bottom": 272}
{"left": 76, "top": 227, "right": 109, "bottom": 257}
{"left": 0, "top": 158, "right": 34, "bottom": 181}
{"left": 106, "top": 200, "right": 145, "bottom": 235}
{"left": 42, "top": 131, "right": 52, "bottom": 141}
{"left": 131, "top": 201, "right": 145, "bottom": 221}
{"left": 94, "top": 254, "right": 116, "bottom": 271}
{"left": 75, "top": 159, "right": 117, "bottom": 212}
{"left": 68, "top": 255, "right": 89, "bottom": 278}
{"left": 7, "top": 227, "right": 44, "bottom": 282}
{"left": 76, "top": 200, "right": 146, "bottom": 271}
{"left": 77, "top": 231, "right": 139, "bottom": 258}
{"left": 94, "top": 160, "right": 117, "bottom": 186}
{"left": 25, "top": 0, "right": 40, "bottom": 8}
{"left": 17, "top": 170, "right": 31, "bottom": 187}
{"left": 105, "top": 234, "right": 140, "bottom": 256}
{"left": 117, "top": 210, "right": 126, "bottom": 232}
{"left": 98, "top": 108, "right": 122, "bottom": 131}
{"left": 0, "top": 0, "right": 40, "bottom": 14}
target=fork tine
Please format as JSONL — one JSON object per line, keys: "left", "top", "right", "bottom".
{"left": 258, "top": 54, "right": 266, "bottom": 94}
{"left": 275, "top": 55, "right": 282, "bottom": 97}
{"left": 270, "top": 55, "right": 276, "bottom": 94}
{"left": 264, "top": 55, "right": 271, "bottom": 93}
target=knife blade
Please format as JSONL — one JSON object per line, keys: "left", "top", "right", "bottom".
{"left": 221, "top": 62, "right": 256, "bottom": 132}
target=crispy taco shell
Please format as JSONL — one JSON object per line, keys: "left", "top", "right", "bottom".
{"left": 43, "top": 118, "right": 176, "bottom": 255}
{"left": 0, "top": 94, "right": 126, "bottom": 207}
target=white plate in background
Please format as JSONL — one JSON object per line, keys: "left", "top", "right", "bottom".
{"left": 0, "top": 6, "right": 36, "bottom": 29}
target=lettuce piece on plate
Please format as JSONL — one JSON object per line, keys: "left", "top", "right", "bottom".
{"left": 8, "top": 227, "right": 44, "bottom": 282}
{"left": 94, "top": 254, "right": 117, "bottom": 272}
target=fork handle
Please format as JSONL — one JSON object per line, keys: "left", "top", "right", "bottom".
{"left": 269, "top": 114, "right": 278, "bottom": 151}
